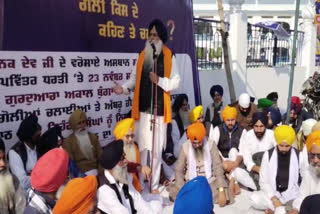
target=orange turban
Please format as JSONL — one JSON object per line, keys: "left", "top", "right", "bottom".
{"left": 187, "top": 123, "right": 206, "bottom": 143}
{"left": 113, "top": 118, "right": 135, "bottom": 140}
{"left": 306, "top": 130, "right": 320, "bottom": 152}
{"left": 53, "top": 175, "right": 98, "bottom": 214}
{"left": 189, "top": 106, "right": 203, "bottom": 124}
{"left": 221, "top": 106, "right": 237, "bottom": 121}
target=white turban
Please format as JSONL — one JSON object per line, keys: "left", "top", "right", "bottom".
{"left": 239, "top": 93, "right": 250, "bottom": 108}
{"left": 301, "top": 118, "right": 317, "bottom": 136}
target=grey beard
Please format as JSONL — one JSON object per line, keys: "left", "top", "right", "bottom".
{"left": 75, "top": 128, "right": 94, "bottom": 161}
{"left": 179, "top": 109, "right": 190, "bottom": 128}
{"left": 311, "top": 164, "right": 320, "bottom": 178}
{"left": 112, "top": 165, "right": 128, "bottom": 185}
{"left": 143, "top": 40, "right": 163, "bottom": 71}
{"left": 0, "top": 169, "right": 15, "bottom": 211}
{"left": 194, "top": 147, "right": 204, "bottom": 161}
{"left": 124, "top": 143, "right": 137, "bottom": 163}
{"left": 214, "top": 101, "right": 222, "bottom": 109}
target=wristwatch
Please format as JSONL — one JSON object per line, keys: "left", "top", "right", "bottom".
{"left": 218, "top": 187, "right": 224, "bottom": 192}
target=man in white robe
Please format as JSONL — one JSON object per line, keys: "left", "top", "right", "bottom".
{"left": 288, "top": 130, "right": 320, "bottom": 214}
{"left": 113, "top": 19, "right": 180, "bottom": 193}
{"left": 98, "top": 140, "right": 162, "bottom": 214}
{"left": 239, "top": 111, "right": 277, "bottom": 190}
{"left": 250, "top": 125, "right": 301, "bottom": 214}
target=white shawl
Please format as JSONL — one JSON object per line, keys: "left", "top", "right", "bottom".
{"left": 188, "top": 139, "right": 212, "bottom": 180}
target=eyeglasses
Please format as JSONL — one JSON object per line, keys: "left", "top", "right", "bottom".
{"left": 309, "top": 153, "right": 320, "bottom": 160}
{"left": 125, "top": 134, "right": 135, "bottom": 139}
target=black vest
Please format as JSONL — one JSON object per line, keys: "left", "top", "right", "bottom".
{"left": 139, "top": 52, "right": 165, "bottom": 116}
{"left": 217, "top": 124, "right": 243, "bottom": 158}
{"left": 8, "top": 141, "right": 32, "bottom": 172}
{"left": 98, "top": 174, "right": 137, "bottom": 214}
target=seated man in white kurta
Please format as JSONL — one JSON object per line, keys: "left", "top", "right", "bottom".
{"left": 250, "top": 125, "right": 301, "bottom": 214}
{"left": 239, "top": 111, "right": 277, "bottom": 190}
{"left": 288, "top": 130, "right": 320, "bottom": 214}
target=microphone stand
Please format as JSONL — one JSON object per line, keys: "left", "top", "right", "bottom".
{"left": 149, "top": 44, "right": 158, "bottom": 193}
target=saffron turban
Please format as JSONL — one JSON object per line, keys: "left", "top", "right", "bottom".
{"left": 187, "top": 123, "right": 206, "bottom": 143}
{"left": 53, "top": 175, "right": 98, "bottom": 214}
{"left": 31, "top": 148, "right": 69, "bottom": 192}
{"left": 210, "top": 85, "right": 223, "bottom": 98}
{"left": 239, "top": 93, "right": 250, "bottom": 108}
{"left": 312, "top": 121, "right": 320, "bottom": 132}
{"left": 301, "top": 119, "right": 317, "bottom": 137}
{"left": 306, "top": 131, "right": 320, "bottom": 152}
{"left": 69, "top": 109, "right": 87, "bottom": 131}
{"left": 221, "top": 106, "right": 237, "bottom": 121}
{"left": 188, "top": 105, "right": 203, "bottom": 124}
{"left": 101, "top": 140, "right": 124, "bottom": 170}
{"left": 258, "top": 98, "right": 273, "bottom": 109}
{"left": 173, "top": 176, "right": 213, "bottom": 214}
{"left": 113, "top": 118, "right": 135, "bottom": 140}
{"left": 252, "top": 112, "right": 268, "bottom": 126}
{"left": 274, "top": 125, "right": 296, "bottom": 145}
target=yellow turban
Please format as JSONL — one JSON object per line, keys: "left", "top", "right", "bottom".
{"left": 53, "top": 175, "right": 97, "bottom": 214}
{"left": 306, "top": 130, "right": 320, "bottom": 152}
{"left": 113, "top": 118, "right": 135, "bottom": 140}
{"left": 221, "top": 106, "right": 237, "bottom": 121}
{"left": 274, "top": 125, "right": 296, "bottom": 145}
{"left": 188, "top": 105, "right": 203, "bottom": 124}
{"left": 187, "top": 122, "right": 206, "bottom": 143}
{"left": 69, "top": 109, "right": 87, "bottom": 131}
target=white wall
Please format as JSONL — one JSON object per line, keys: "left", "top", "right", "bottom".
{"left": 199, "top": 67, "right": 308, "bottom": 114}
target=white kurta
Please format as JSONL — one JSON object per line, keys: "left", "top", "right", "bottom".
{"left": 250, "top": 148, "right": 300, "bottom": 211}
{"left": 122, "top": 55, "right": 180, "bottom": 190}
{"left": 239, "top": 129, "right": 277, "bottom": 172}
{"left": 97, "top": 171, "right": 162, "bottom": 214}
{"left": 292, "top": 166, "right": 320, "bottom": 211}
{"left": 8, "top": 143, "right": 37, "bottom": 194}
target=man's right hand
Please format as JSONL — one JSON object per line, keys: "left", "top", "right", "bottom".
{"left": 287, "top": 209, "right": 299, "bottom": 214}
{"left": 113, "top": 81, "right": 124, "bottom": 95}
{"left": 252, "top": 165, "right": 260, "bottom": 174}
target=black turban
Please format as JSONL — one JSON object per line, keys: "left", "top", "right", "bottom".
{"left": 17, "top": 114, "right": 41, "bottom": 142}
{"left": 0, "top": 138, "right": 5, "bottom": 152}
{"left": 300, "top": 194, "right": 320, "bottom": 214}
{"left": 101, "top": 140, "right": 124, "bottom": 170}
{"left": 252, "top": 112, "right": 268, "bottom": 126}
{"left": 210, "top": 85, "right": 223, "bottom": 98}
{"left": 38, "top": 125, "right": 63, "bottom": 157}
{"left": 266, "top": 92, "right": 278, "bottom": 102}
{"left": 172, "top": 94, "right": 188, "bottom": 113}
{"left": 148, "top": 19, "right": 168, "bottom": 43}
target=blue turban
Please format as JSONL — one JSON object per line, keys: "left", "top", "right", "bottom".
{"left": 210, "top": 85, "right": 223, "bottom": 98}
{"left": 266, "top": 107, "right": 281, "bottom": 126}
{"left": 173, "top": 176, "right": 213, "bottom": 214}
{"left": 252, "top": 111, "right": 268, "bottom": 126}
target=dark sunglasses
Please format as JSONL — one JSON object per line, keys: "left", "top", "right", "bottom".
{"left": 125, "top": 134, "right": 135, "bottom": 139}
{"left": 309, "top": 153, "right": 320, "bottom": 160}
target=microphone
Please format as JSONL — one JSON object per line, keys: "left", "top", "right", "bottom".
{"left": 150, "top": 42, "right": 157, "bottom": 58}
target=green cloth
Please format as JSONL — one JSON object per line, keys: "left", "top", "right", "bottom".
{"left": 258, "top": 98, "right": 273, "bottom": 109}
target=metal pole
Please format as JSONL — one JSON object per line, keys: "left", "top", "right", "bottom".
{"left": 286, "top": 0, "right": 301, "bottom": 124}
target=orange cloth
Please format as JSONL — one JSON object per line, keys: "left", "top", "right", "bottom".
{"left": 306, "top": 130, "right": 320, "bottom": 152}
{"left": 53, "top": 175, "right": 98, "bottom": 214}
{"left": 131, "top": 45, "right": 173, "bottom": 123}
{"left": 131, "top": 143, "right": 142, "bottom": 192}
{"left": 187, "top": 122, "right": 206, "bottom": 143}
{"left": 221, "top": 105, "right": 237, "bottom": 122}
{"left": 113, "top": 118, "right": 135, "bottom": 140}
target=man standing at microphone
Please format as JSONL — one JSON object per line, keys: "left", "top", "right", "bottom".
{"left": 113, "top": 19, "right": 180, "bottom": 193}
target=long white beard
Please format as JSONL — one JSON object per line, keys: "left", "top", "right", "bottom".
{"left": 75, "top": 128, "right": 94, "bottom": 161}
{"left": 124, "top": 143, "right": 137, "bottom": 163}
{"left": 144, "top": 40, "right": 163, "bottom": 71}
{"left": 0, "top": 169, "right": 15, "bottom": 211}
{"left": 179, "top": 109, "right": 190, "bottom": 128}
{"left": 112, "top": 165, "right": 128, "bottom": 185}
{"left": 311, "top": 163, "right": 320, "bottom": 178}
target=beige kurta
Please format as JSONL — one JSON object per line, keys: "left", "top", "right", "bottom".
{"left": 168, "top": 139, "right": 233, "bottom": 204}
{"left": 63, "top": 132, "right": 103, "bottom": 175}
